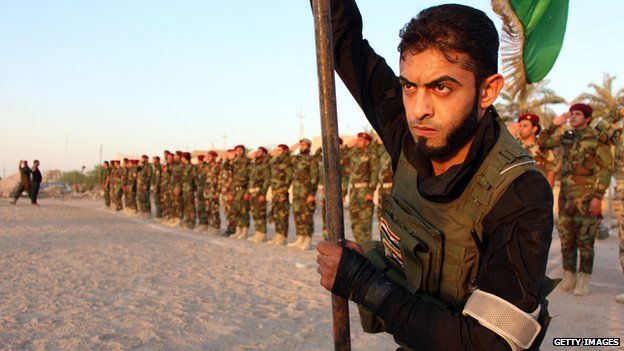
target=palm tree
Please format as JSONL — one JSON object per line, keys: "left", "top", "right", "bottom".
{"left": 495, "top": 80, "right": 566, "bottom": 126}
{"left": 574, "top": 73, "right": 624, "bottom": 123}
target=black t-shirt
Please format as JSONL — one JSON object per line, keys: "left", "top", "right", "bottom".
{"left": 329, "top": 1, "right": 554, "bottom": 350}
{"left": 32, "top": 168, "right": 42, "bottom": 183}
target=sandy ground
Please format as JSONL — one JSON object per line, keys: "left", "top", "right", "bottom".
{"left": 0, "top": 198, "right": 622, "bottom": 351}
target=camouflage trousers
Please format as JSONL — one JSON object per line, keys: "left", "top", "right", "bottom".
{"left": 250, "top": 193, "right": 268, "bottom": 233}
{"left": 152, "top": 189, "right": 162, "bottom": 218}
{"left": 112, "top": 185, "right": 123, "bottom": 211}
{"left": 196, "top": 186, "right": 207, "bottom": 225}
{"left": 205, "top": 192, "right": 221, "bottom": 229}
{"left": 103, "top": 185, "right": 111, "bottom": 207}
{"left": 123, "top": 187, "right": 135, "bottom": 210}
{"left": 349, "top": 188, "right": 374, "bottom": 244}
{"left": 137, "top": 186, "right": 151, "bottom": 214}
{"left": 614, "top": 183, "right": 624, "bottom": 272}
{"left": 270, "top": 193, "right": 290, "bottom": 236}
{"left": 293, "top": 196, "right": 315, "bottom": 237}
{"left": 12, "top": 181, "right": 30, "bottom": 201}
{"left": 159, "top": 187, "right": 170, "bottom": 218}
{"left": 231, "top": 189, "right": 250, "bottom": 227}
{"left": 558, "top": 188, "right": 600, "bottom": 273}
{"left": 223, "top": 193, "right": 235, "bottom": 232}
{"left": 172, "top": 186, "right": 183, "bottom": 219}
{"left": 182, "top": 189, "right": 196, "bottom": 229}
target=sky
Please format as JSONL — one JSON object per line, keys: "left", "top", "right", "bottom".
{"left": 1, "top": 0, "right": 623, "bottom": 175}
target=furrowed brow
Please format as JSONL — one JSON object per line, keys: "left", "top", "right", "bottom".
{"left": 424, "top": 75, "right": 462, "bottom": 88}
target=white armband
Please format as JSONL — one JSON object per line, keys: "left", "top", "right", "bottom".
{"left": 462, "top": 289, "right": 541, "bottom": 350}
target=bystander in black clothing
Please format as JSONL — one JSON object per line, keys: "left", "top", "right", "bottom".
{"left": 30, "top": 161, "right": 42, "bottom": 205}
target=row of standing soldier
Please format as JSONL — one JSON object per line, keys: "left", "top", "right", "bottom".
{"left": 100, "top": 133, "right": 394, "bottom": 250}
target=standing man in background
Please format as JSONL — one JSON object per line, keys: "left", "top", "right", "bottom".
{"left": 11, "top": 160, "right": 31, "bottom": 205}
{"left": 247, "top": 147, "right": 271, "bottom": 243}
{"left": 137, "top": 155, "right": 152, "bottom": 218}
{"left": 152, "top": 155, "right": 163, "bottom": 218}
{"left": 30, "top": 160, "right": 42, "bottom": 206}
{"left": 101, "top": 161, "right": 111, "bottom": 208}
{"left": 348, "top": 132, "right": 379, "bottom": 244}
{"left": 289, "top": 138, "right": 320, "bottom": 250}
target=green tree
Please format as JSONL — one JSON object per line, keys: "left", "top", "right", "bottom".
{"left": 495, "top": 81, "right": 566, "bottom": 126}
{"left": 575, "top": 73, "right": 624, "bottom": 122}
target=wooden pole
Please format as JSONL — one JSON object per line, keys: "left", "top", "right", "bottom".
{"left": 311, "top": 0, "right": 351, "bottom": 350}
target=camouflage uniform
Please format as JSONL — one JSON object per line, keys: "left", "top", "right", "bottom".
{"left": 231, "top": 156, "right": 251, "bottom": 228}
{"left": 292, "top": 151, "right": 320, "bottom": 238}
{"left": 522, "top": 140, "right": 556, "bottom": 176}
{"left": 102, "top": 166, "right": 111, "bottom": 207}
{"left": 249, "top": 156, "right": 271, "bottom": 233}
{"left": 170, "top": 161, "right": 184, "bottom": 220}
{"left": 128, "top": 165, "right": 139, "bottom": 211}
{"left": 220, "top": 160, "right": 235, "bottom": 233}
{"left": 152, "top": 162, "right": 163, "bottom": 218}
{"left": 539, "top": 124, "right": 613, "bottom": 273}
{"left": 318, "top": 146, "right": 350, "bottom": 237}
{"left": 111, "top": 166, "right": 124, "bottom": 211}
{"left": 195, "top": 160, "right": 209, "bottom": 226}
{"left": 205, "top": 160, "right": 222, "bottom": 229}
{"left": 122, "top": 165, "right": 132, "bottom": 210}
{"left": 160, "top": 163, "right": 172, "bottom": 219}
{"left": 269, "top": 153, "right": 294, "bottom": 236}
{"left": 137, "top": 162, "right": 152, "bottom": 215}
{"left": 348, "top": 145, "right": 379, "bottom": 244}
{"left": 181, "top": 162, "right": 197, "bottom": 228}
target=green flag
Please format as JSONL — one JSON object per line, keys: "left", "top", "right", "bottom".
{"left": 492, "top": 0, "right": 569, "bottom": 95}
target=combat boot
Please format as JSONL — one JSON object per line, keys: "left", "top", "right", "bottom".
{"left": 287, "top": 235, "right": 305, "bottom": 248}
{"left": 248, "top": 231, "right": 266, "bottom": 243}
{"left": 615, "top": 293, "right": 624, "bottom": 304}
{"left": 271, "top": 233, "right": 287, "bottom": 246}
{"left": 236, "top": 227, "right": 249, "bottom": 239}
{"left": 298, "top": 236, "right": 312, "bottom": 250}
{"left": 573, "top": 273, "right": 591, "bottom": 296}
{"left": 558, "top": 270, "right": 576, "bottom": 292}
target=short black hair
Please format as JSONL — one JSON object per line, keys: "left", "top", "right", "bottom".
{"left": 398, "top": 4, "right": 499, "bottom": 86}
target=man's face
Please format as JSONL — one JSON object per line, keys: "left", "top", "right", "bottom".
{"left": 141, "top": 157, "right": 148, "bottom": 165}
{"left": 569, "top": 110, "right": 589, "bottom": 129}
{"left": 356, "top": 137, "right": 369, "bottom": 149}
{"left": 300, "top": 142, "right": 310, "bottom": 153}
{"left": 400, "top": 48, "right": 480, "bottom": 161}
{"left": 152, "top": 157, "right": 159, "bottom": 165}
{"left": 620, "top": 107, "right": 624, "bottom": 117}
{"left": 103, "top": 163, "right": 109, "bottom": 169}
{"left": 518, "top": 120, "right": 537, "bottom": 140}
{"left": 174, "top": 154, "right": 181, "bottom": 162}
{"left": 166, "top": 155, "right": 173, "bottom": 163}
{"left": 181, "top": 157, "right": 188, "bottom": 164}
{"left": 235, "top": 147, "right": 244, "bottom": 157}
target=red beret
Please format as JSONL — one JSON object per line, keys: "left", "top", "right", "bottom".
{"left": 183, "top": 152, "right": 191, "bottom": 157}
{"left": 197, "top": 155, "right": 205, "bottom": 160}
{"left": 123, "top": 158, "right": 129, "bottom": 162}
{"left": 164, "top": 150, "right": 172, "bottom": 155}
{"left": 132, "top": 159, "right": 139, "bottom": 164}
{"left": 278, "top": 144, "right": 289, "bottom": 152}
{"left": 357, "top": 132, "right": 372, "bottom": 142}
{"left": 258, "top": 146, "right": 268, "bottom": 154}
{"left": 208, "top": 151, "right": 218, "bottom": 157}
{"left": 338, "top": 137, "right": 344, "bottom": 145}
{"left": 518, "top": 113, "right": 540, "bottom": 125}
{"left": 175, "top": 151, "right": 182, "bottom": 156}
{"left": 570, "top": 103, "right": 593, "bottom": 118}
{"left": 235, "top": 144, "right": 245, "bottom": 150}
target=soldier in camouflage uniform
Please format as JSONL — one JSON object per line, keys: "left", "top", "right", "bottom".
{"left": 180, "top": 152, "right": 197, "bottom": 229}
{"left": 220, "top": 150, "right": 236, "bottom": 236}
{"left": 195, "top": 154, "right": 209, "bottom": 231}
{"left": 168, "top": 151, "right": 184, "bottom": 227}
{"left": 111, "top": 160, "right": 124, "bottom": 211}
{"left": 151, "top": 155, "right": 163, "bottom": 218}
{"left": 376, "top": 139, "right": 393, "bottom": 223}
{"left": 159, "top": 151, "right": 173, "bottom": 224}
{"left": 121, "top": 159, "right": 134, "bottom": 214}
{"left": 347, "top": 132, "right": 379, "bottom": 244}
{"left": 288, "top": 139, "right": 320, "bottom": 250}
{"left": 137, "top": 155, "right": 152, "bottom": 218}
{"left": 266, "top": 144, "right": 294, "bottom": 245}
{"left": 247, "top": 147, "right": 271, "bottom": 242}
{"left": 129, "top": 160, "right": 140, "bottom": 213}
{"left": 539, "top": 103, "right": 613, "bottom": 296}
{"left": 231, "top": 145, "right": 252, "bottom": 239}
{"left": 205, "top": 151, "right": 222, "bottom": 235}
{"left": 101, "top": 161, "right": 111, "bottom": 208}
{"left": 615, "top": 106, "right": 624, "bottom": 304}
{"left": 509, "top": 113, "right": 556, "bottom": 187}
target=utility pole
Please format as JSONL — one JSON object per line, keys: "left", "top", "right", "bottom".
{"left": 222, "top": 132, "right": 229, "bottom": 150}
{"left": 296, "top": 107, "right": 305, "bottom": 139}
{"left": 65, "top": 132, "right": 68, "bottom": 171}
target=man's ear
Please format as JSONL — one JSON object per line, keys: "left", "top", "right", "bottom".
{"left": 479, "top": 73, "right": 504, "bottom": 110}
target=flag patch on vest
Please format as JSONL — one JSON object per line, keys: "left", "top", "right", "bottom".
{"left": 380, "top": 217, "right": 404, "bottom": 269}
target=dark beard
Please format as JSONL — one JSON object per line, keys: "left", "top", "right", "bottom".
{"left": 415, "top": 99, "right": 480, "bottom": 163}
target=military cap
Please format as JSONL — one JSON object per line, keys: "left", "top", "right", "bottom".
{"left": 175, "top": 150, "right": 183, "bottom": 156}
{"left": 338, "top": 137, "right": 344, "bottom": 145}
{"left": 132, "top": 159, "right": 139, "bottom": 164}
{"left": 183, "top": 152, "right": 191, "bottom": 160}
{"left": 153, "top": 156, "right": 160, "bottom": 160}
{"left": 208, "top": 151, "right": 218, "bottom": 157}
{"left": 299, "top": 138, "right": 312, "bottom": 146}
{"left": 234, "top": 144, "right": 245, "bottom": 151}
{"left": 123, "top": 158, "right": 129, "bottom": 162}
{"left": 357, "top": 132, "right": 372, "bottom": 142}
{"left": 570, "top": 103, "right": 593, "bottom": 118}
{"left": 278, "top": 144, "right": 289, "bottom": 152}
{"left": 197, "top": 155, "right": 205, "bottom": 160}
{"left": 258, "top": 146, "right": 268, "bottom": 154}
{"left": 227, "top": 149, "right": 235, "bottom": 152}
{"left": 164, "top": 150, "right": 172, "bottom": 155}
{"left": 518, "top": 113, "right": 539, "bottom": 125}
